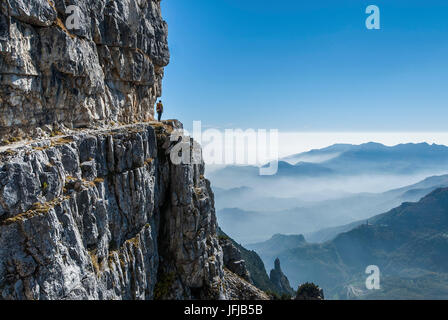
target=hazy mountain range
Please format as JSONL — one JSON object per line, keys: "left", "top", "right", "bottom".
{"left": 247, "top": 188, "right": 448, "bottom": 299}
{"left": 209, "top": 142, "right": 448, "bottom": 244}
{"left": 209, "top": 142, "right": 448, "bottom": 191}
{"left": 215, "top": 173, "right": 448, "bottom": 244}
{"left": 208, "top": 142, "right": 448, "bottom": 299}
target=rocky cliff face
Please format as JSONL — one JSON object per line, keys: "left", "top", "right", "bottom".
{"left": 219, "top": 238, "right": 252, "bottom": 284}
{"left": 0, "top": 0, "right": 266, "bottom": 300}
{"left": 1, "top": 0, "right": 169, "bottom": 140}
{"left": 0, "top": 121, "right": 266, "bottom": 300}
{"left": 219, "top": 238, "right": 269, "bottom": 300}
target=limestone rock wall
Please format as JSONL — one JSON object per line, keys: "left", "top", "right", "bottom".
{"left": 0, "top": 123, "right": 226, "bottom": 299}
{"left": 0, "top": 0, "right": 269, "bottom": 301}
{"left": 219, "top": 238, "right": 252, "bottom": 284}
{"left": 0, "top": 0, "right": 169, "bottom": 139}
{"left": 0, "top": 122, "right": 268, "bottom": 300}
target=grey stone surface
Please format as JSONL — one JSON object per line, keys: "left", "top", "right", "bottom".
{"left": 0, "top": 123, "right": 265, "bottom": 300}
{"left": 0, "top": 125, "right": 160, "bottom": 300}
{"left": 223, "top": 269, "right": 269, "bottom": 300}
{"left": 0, "top": 0, "right": 169, "bottom": 139}
{"left": 220, "top": 238, "right": 252, "bottom": 284}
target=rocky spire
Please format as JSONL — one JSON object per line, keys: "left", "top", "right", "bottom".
{"left": 269, "top": 258, "right": 295, "bottom": 296}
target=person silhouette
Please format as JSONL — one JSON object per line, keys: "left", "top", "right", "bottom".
{"left": 156, "top": 100, "right": 164, "bottom": 122}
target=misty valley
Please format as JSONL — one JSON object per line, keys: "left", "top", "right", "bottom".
{"left": 208, "top": 142, "right": 448, "bottom": 299}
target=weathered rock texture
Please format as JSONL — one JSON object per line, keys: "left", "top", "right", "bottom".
{"left": 219, "top": 238, "right": 252, "bottom": 284}
{"left": 223, "top": 269, "right": 269, "bottom": 300}
{"left": 219, "top": 239, "right": 270, "bottom": 300}
{"left": 0, "top": 123, "right": 165, "bottom": 299}
{"left": 0, "top": 0, "right": 169, "bottom": 140}
{"left": 0, "top": 122, "right": 267, "bottom": 300}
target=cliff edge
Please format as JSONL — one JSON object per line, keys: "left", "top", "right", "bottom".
{"left": 0, "top": 0, "right": 267, "bottom": 300}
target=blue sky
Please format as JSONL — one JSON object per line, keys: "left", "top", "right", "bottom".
{"left": 160, "top": 0, "right": 448, "bottom": 132}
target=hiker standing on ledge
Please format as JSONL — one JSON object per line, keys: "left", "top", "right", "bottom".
{"left": 156, "top": 100, "right": 164, "bottom": 122}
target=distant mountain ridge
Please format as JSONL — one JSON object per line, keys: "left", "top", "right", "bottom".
{"left": 286, "top": 142, "right": 448, "bottom": 175}
{"left": 249, "top": 234, "right": 307, "bottom": 257}
{"left": 209, "top": 143, "right": 448, "bottom": 182}
{"left": 285, "top": 142, "right": 448, "bottom": 163}
{"left": 282, "top": 144, "right": 354, "bottom": 164}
